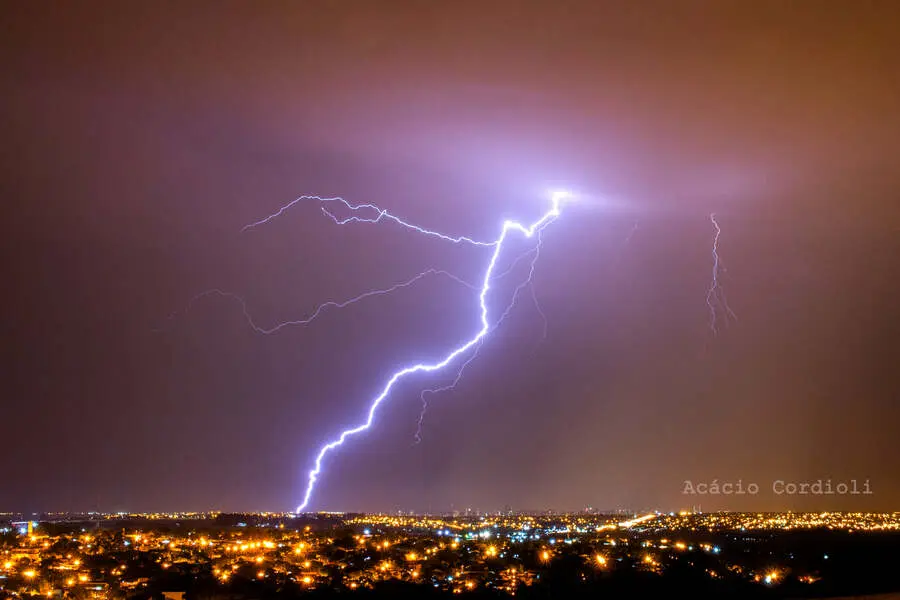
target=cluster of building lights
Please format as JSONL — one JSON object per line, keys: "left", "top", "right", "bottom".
{"left": 3, "top": 511, "right": 897, "bottom": 596}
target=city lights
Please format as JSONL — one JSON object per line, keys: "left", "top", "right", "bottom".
{"left": 0, "top": 510, "right": 895, "bottom": 596}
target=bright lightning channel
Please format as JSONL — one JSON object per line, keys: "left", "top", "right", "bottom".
{"left": 244, "top": 191, "right": 574, "bottom": 512}
{"left": 706, "top": 212, "right": 737, "bottom": 334}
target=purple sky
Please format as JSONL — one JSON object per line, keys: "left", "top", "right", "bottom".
{"left": 2, "top": 1, "right": 898, "bottom": 513}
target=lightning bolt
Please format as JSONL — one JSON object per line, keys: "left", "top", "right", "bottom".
{"left": 182, "top": 269, "right": 477, "bottom": 335}
{"left": 413, "top": 234, "right": 549, "bottom": 444}
{"left": 243, "top": 192, "right": 574, "bottom": 512}
{"left": 170, "top": 196, "right": 488, "bottom": 335}
{"left": 706, "top": 213, "right": 737, "bottom": 334}
{"left": 526, "top": 230, "right": 549, "bottom": 343}
{"left": 243, "top": 195, "right": 496, "bottom": 247}
{"left": 413, "top": 341, "right": 484, "bottom": 445}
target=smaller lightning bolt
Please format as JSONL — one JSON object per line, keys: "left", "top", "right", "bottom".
{"left": 414, "top": 340, "right": 485, "bottom": 445}
{"left": 706, "top": 213, "right": 737, "bottom": 335}
{"left": 529, "top": 282, "right": 547, "bottom": 342}
{"left": 413, "top": 235, "right": 549, "bottom": 444}
{"left": 243, "top": 195, "right": 496, "bottom": 247}
{"left": 183, "top": 269, "right": 476, "bottom": 335}
{"left": 526, "top": 230, "right": 549, "bottom": 343}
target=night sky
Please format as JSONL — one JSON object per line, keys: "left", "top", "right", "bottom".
{"left": 2, "top": 1, "right": 898, "bottom": 514}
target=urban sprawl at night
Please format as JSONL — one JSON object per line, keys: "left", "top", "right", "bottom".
{"left": 3, "top": 511, "right": 900, "bottom": 599}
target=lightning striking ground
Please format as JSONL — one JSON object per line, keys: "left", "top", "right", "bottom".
{"left": 706, "top": 213, "right": 737, "bottom": 334}
{"left": 243, "top": 192, "right": 574, "bottom": 512}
